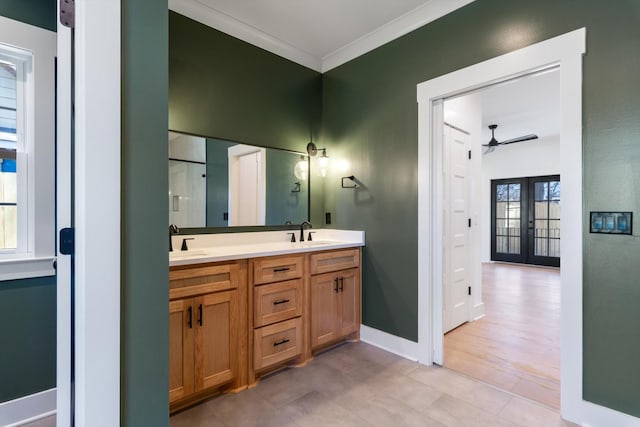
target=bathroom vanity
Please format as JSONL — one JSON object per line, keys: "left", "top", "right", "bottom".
{"left": 168, "top": 229, "right": 364, "bottom": 412}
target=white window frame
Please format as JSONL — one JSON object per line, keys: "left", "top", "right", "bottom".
{"left": 0, "top": 16, "right": 56, "bottom": 281}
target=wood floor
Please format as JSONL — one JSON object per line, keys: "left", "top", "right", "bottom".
{"left": 444, "top": 262, "right": 560, "bottom": 409}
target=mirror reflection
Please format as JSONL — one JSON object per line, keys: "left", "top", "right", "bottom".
{"left": 169, "top": 131, "right": 309, "bottom": 228}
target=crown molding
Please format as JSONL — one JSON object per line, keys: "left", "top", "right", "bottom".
{"left": 169, "top": 0, "right": 322, "bottom": 71}
{"left": 169, "top": 0, "right": 476, "bottom": 73}
{"left": 321, "top": 0, "right": 476, "bottom": 72}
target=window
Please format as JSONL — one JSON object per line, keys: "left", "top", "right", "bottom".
{"left": 1, "top": 56, "right": 22, "bottom": 251}
{"left": 0, "top": 17, "right": 56, "bottom": 280}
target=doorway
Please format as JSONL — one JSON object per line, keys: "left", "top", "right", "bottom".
{"left": 416, "top": 28, "right": 586, "bottom": 421}
{"left": 228, "top": 144, "right": 266, "bottom": 226}
{"left": 441, "top": 68, "right": 562, "bottom": 408}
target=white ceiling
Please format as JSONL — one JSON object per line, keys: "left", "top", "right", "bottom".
{"left": 478, "top": 68, "right": 561, "bottom": 144}
{"left": 169, "top": 0, "right": 476, "bottom": 72}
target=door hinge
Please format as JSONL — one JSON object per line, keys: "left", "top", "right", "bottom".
{"left": 468, "top": 218, "right": 472, "bottom": 228}
{"left": 59, "top": 227, "right": 74, "bottom": 255}
{"left": 468, "top": 286, "right": 471, "bottom": 296}
{"left": 468, "top": 150, "right": 471, "bottom": 159}
{"left": 60, "top": 0, "right": 75, "bottom": 29}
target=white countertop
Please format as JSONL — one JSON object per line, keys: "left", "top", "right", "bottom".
{"left": 169, "top": 229, "right": 364, "bottom": 267}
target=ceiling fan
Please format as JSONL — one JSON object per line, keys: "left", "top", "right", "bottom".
{"left": 483, "top": 124, "right": 538, "bottom": 154}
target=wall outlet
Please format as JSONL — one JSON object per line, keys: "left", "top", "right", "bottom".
{"left": 325, "top": 212, "right": 332, "bottom": 225}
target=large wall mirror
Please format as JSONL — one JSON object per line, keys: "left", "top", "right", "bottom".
{"left": 169, "top": 131, "right": 310, "bottom": 228}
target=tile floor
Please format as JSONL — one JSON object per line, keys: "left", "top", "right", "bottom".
{"left": 170, "top": 342, "right": 576, "bottom": 427}
{"left": 20, "top": 341, "right": 576, "bottom": 427}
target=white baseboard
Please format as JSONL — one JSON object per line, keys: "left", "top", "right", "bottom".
{"left": 360, "top": 324, "right": 419, "bottom": 361}
{"left": 0, "top": 388, "right": 56, "bottom": 427}
{"left": 568, "top": 399, "right": 640, "bottom": 427}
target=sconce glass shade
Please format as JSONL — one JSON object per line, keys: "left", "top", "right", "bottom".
{"left": 294, "top": 156, "right": 308, "bottom": 180}
{"left": 318, "top": 150, "right": 329, "bottom": 177}
{"left": 307, "top": 141, "right": 329, "bottom": 177}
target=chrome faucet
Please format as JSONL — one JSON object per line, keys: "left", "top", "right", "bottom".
{"left": 169, "top": 224, "right": 179, "bottom": 252}
{"left": 299, "top": 221, "right": 312, "bottom": 242}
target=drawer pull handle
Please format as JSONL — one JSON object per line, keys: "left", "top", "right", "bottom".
{"left": 273, "top": 338, "right": 290, "bottom": 347}
{"left": 334, "top": 278, "right": 339, "bottom": 293}
{"left": 187, "top": 306, "right": 193, "bottom": 329}
{"left": 198, "top": 304, "right": 203, "bottom": 326}
{"left": 273, "top": 299, "right": 290, "bottom": 305}
{"left": 339, "top": 277, "right": 344, "bottom": 292}
{"left": 273, "top": 267, "right": 290, "bottom": 272}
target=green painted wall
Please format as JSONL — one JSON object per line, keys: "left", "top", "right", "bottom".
{"left": 322, "top": 0, "right": 640, "bottom": 418}
{"left": 121, "top": 1, "right": 169, "bottom": 425}
{"left": 169, "top": 11, "right": 324, "bottom": 226}
{"left": 0, "top": 0, "right": 55, "bottom": 31}
{"left": 265, "top": 149, "right": 308, "bottom": 225}
{"left": 0, "top": 277, "right": 56, "bottom": 402}
{"left": 0, "top": 2, "right": 56, "bottom": 404}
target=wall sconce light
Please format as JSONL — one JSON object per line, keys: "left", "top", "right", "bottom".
{"left": 307, "top": 141, "right": 329, "bottom": 177}
{"left": 294, "top": 155, "right": 308, "bottom": 181}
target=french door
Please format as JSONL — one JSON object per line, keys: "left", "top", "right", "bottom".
{"left": 491, "top": 175, "right": 560, "bottom": 267}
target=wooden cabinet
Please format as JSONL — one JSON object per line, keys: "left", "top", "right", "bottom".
{"left": 169, "top": 261, "right": 245, "bottom": 410}
{"left": 310, "top": 249, "right": 361, "bottom": 350}
{"left": 250, "top": 254, "right": 305, "bottom": 378}
{"left": 169, "top": 245, "right": 362, "bottom": 400}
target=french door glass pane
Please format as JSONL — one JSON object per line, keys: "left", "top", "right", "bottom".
{"left": 535, "top": 238, "right": 548, "bottom": 256}
{"left": 508, "top": 236, "right": 521, "bottom": 254}
{"left": 549, "top": 181, "right": 560, "bottom": 200}
{"left": 508, "top": 184, "right": 520, "bottom": 201}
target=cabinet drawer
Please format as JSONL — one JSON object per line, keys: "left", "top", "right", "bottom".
{"left": 169, "top": 263, "right": 238, "bottom": 300}
{"left": 253, "top": 255, "right": 304, "bottom": 284}
{"left": 310, "top": 248, "right": 360, "bottom": 275}
{"left": 253, "top": 318, "right": 302, "bottom": 371}
{"left": 254, "top": 279, "right": 302, "bottom": 327}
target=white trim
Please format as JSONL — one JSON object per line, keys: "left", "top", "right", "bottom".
{"left": 168, "top": 0, "right": 321, "bottom": 71}
{"left": 360, "top": 325, "right": 419, "bottom": 362}
{"left": 74, "top": 2, "right": 121, "bottom": 426}
{"left": 417, "top": 28, "right": 605, "bottom": 425}
{"left": 168, "top": 0, "right": 475, "bottom": 73}
{"left": 322, "top": 0, "right": 476, "bottom": 72}
{"left": 0, "top": 388, "right": 56, "bottom": 427}
{"left": 56, "top": 3, "right": 73, "bottom": 425}
{"left": 0, "top": 257, "right": 54, "bottom": 281}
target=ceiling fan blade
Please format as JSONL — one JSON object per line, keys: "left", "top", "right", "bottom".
{"left": 483, "top": 146, "right": 495, "bottom": 155}
{"left": 498, "top": 134, "right": 539, "bottom": 145}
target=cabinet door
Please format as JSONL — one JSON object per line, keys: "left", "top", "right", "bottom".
{"left": 194, "top": 290, "right": 237, "bottom": 391}
{"left": 338, "top": 269, "right": 360, "bottom": 337}
{"left": 311, "top": 272, "right": 340, "bottom": 349}
{"left": 169, "top": 299, "right": 194, "bottom": 403}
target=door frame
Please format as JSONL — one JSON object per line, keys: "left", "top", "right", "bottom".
{"left": 417, "top": 28, "right": 585, "bottom": 422}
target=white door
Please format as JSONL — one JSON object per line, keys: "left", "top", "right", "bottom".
{"left": 443, "top": 124, "right": 471, "bottom": 333}
{"left": 237, "top": 151, "right": 260, "bottom": 224}
{"left": 228, "top": 144, "right": 266, "bottom": 226}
